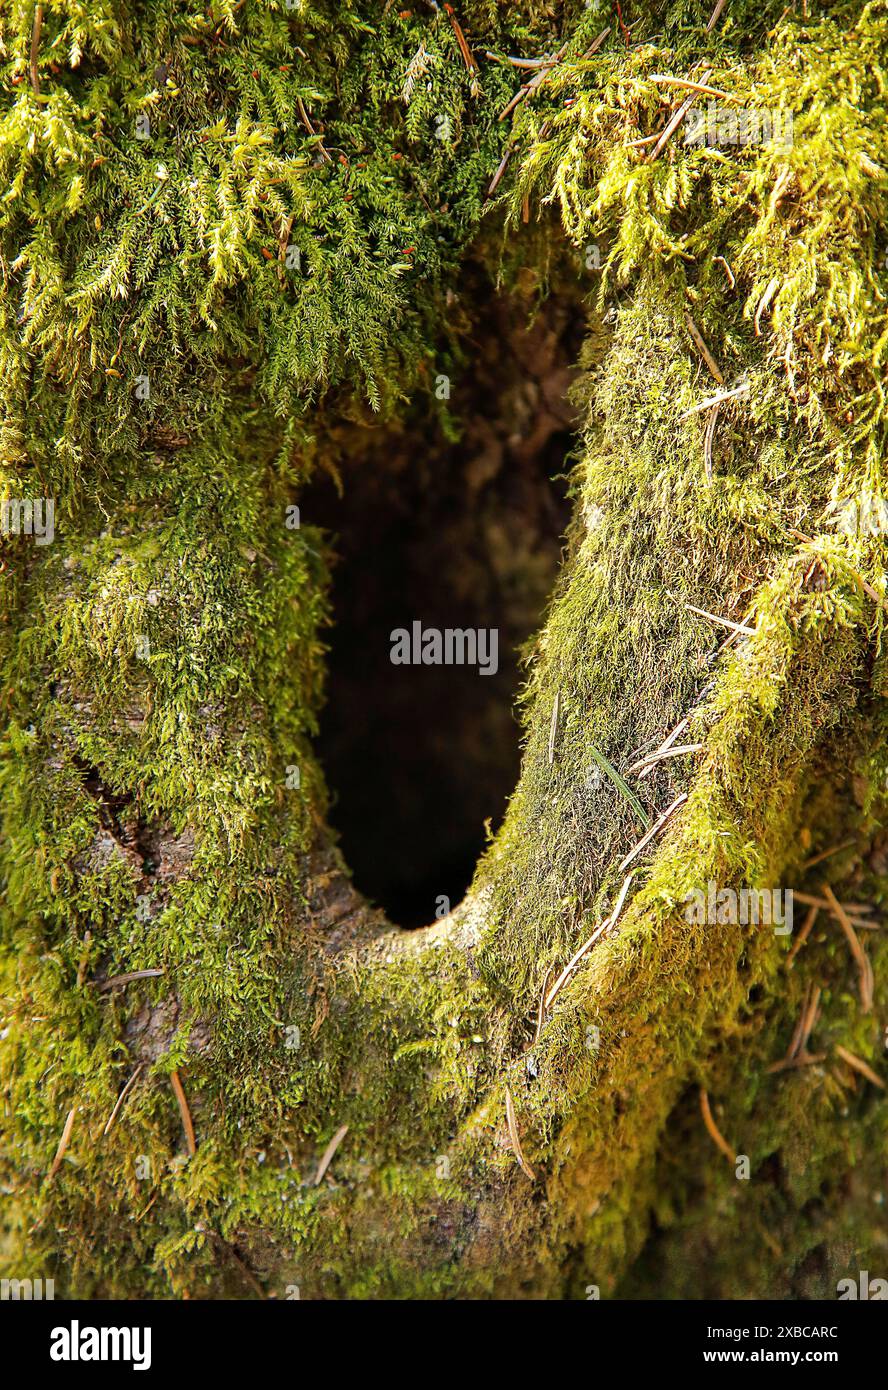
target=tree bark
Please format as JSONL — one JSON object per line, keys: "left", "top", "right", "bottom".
{"left": 1, "top": 0, "right": 886, "bottom": 1300}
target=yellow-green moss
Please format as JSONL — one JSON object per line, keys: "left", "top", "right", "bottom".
{"left": 1, "top": 0, "right": 887, "bottom": 1298}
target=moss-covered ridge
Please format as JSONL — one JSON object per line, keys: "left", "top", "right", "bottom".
{"left": 1, "top": 1, "right": 886, "bottom": 1296}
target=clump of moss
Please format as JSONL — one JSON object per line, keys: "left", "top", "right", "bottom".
{"left": 1, "top": 0, "right": 887, "bottom": 1298}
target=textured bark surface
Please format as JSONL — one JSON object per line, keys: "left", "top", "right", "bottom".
{"left": 1, "top": 0, "right": 887, "bottom": 1300}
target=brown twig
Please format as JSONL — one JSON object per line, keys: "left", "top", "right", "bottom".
{"left": 784, "top": 990, "right": 809, "bottom": 1061}
{"left": 649, "top": 75, "right": 734, "bottom": 99}
{"left": 785, "top": 904, "right": 818, "bottom": 968}
{"left": 499, "top": 40, "right": 569, "bottom": 120}
{"left": 545, "top": 873, "right": 635, "bottom": 1009}
{"left": 296, "top": 95, "right": 316, "bottom": 135}
{"left": 714, "top": 623, "right": 746, "bottom": 660}
{"left": 768, "top": 163, "right": 795, "bottom": 215}
{"left": 677, "top": 380, "right": 749, "bottom": 419}
{"left": 486, "top": 145, "right": 514, "bottom": 198}
{"left": 170, "top": 1070, "right": 197, "bottom": 1156}
{"left": 498, "top": 71, "right": 544, "bottom": 121}
{"left": 834, "top": 1045, "right": 885, "bottom": 1090}
{"left": 29, "top": 4, "right": 43, "bottom": 96}
{"left": 638, "top": 717, "right": 689, "bottom": 781}
{"left": 647, "top": 89, "right": 699, "bottom": 160}
{"left": 313, "top": 1123, "right": 348, "bottom": 1185}
{"left": 685, "top": 602, "right": 756, "bottom": 637}
{"left": 628, "top": 743, "right": 703, "bottom": 776}
{"left": 800, "top": 840, "right": 855, "bottom": 871}
{"left": 484, "top": 53, "right": 557, "bottom": 70}
{"left": 614, "top": 0, "right": 631, "bottom": 45}
{"left": 97, "top": 968, "right": 165, "bottom": 991}
{"left": 505, "top": 1085, "right": 536, "bottom": 1181}
{"left": 48, "top": 1106, "right": 77, "bottom": 1182}
{"left": 792, "top": 891, "right": 872, "bottom": 918}
{"left": 297, "top": 96, "right": 333, "bottom": 162}
{"left": 646, "top": 70, "right": 712, "bottom": 162}
{"left": 103, "top": 1065, "right": 144, "bottom": 1137}
{"left": 548, "top": 690, "right": 560, "bottom": 766}
{"left": 544, "top": 918, "right": 611, "bottom": 1011}
{"left": 846, "top": 566, "right": 888, "bottom": 617}
{"left": 684, "top": 310, "right": 725, "bottom": 384}
{"left": 444, "top": 4, "right": 478, "bottom": 74}
{"left": 584, "top": 27, "right": 612, "bottom": 58}
{"left": 754, "top": 276, "right": 780, "bottom": 336}
{"left": 699, "top": 1088, "right": 734, "bottom": 1163}
{"left": 792, "top": 983, "right": 820, "bottom": 1058}
{"left": 766, "top": 1051, "right": 826, "bottom": 1074}
{"left": 706, "top": 0, "right": 729, "bottom": 31}
{"left": 197, "top": 1223, "right": 267, "bottom": 1299}
{"left": 618, "top": 794, "right": 688, "bottom": 874}
{"left": 822, "top": 883, "right": 873, "bottom": 1013}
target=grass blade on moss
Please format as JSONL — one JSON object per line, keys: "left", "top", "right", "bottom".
{"left": 588, "top": 745, "right": 650, "bottom": 828}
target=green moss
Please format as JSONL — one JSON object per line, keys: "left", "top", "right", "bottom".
{"left": 2, "top": 0, "right": 887, "bottom": 1298}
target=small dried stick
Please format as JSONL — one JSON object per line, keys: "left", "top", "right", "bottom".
{"left": 48, "top": 1106, "right": 77, "bottom": 1182}
{"left": 700, "top": 1088, "right": 734, "bottom": 1163}
{"left": 170, "top": 1070, "right": 197, "bottom": 1156}
{"left": 505, "top": 1085, "right": 536, "bottom": 1181}
{"left": 314, "top": 1123, "right": 349, "bottom": 1185}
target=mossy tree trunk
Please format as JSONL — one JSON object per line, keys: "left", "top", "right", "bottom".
{"left": 1, "top": 0, "right": 887, "bottom": 1299}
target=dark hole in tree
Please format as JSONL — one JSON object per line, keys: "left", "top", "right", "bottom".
{"left": 307, "top": 290, "right": 583, "bottom": 927}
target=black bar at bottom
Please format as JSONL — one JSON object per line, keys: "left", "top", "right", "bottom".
{"left": 2, "top": 1296, "right": 883, "bottom": 1377}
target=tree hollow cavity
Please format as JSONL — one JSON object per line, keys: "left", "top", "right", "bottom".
{"left": 308, "top": 290, "right": 584, "bottom": 927}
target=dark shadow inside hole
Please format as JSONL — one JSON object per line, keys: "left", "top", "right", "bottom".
{"left": 307, "top": 292, "right": 583, "bottom": 927}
